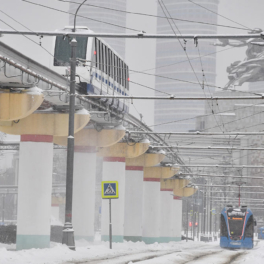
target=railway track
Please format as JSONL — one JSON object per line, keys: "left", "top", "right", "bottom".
{"left": 67, "top": 244, "right": 247, "bottom": 264}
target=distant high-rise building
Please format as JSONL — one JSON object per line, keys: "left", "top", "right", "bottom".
{"left": 69, "top": 0, "right": 127, "bottom": 58}
{"left": 154, "top": 0, "right": 219, "bottom": 132}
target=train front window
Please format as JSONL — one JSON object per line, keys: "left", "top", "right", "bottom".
{"left": 227, "top": 209, "right": 246, "bottom": 237}
{"left": 54, "top": 36, "right": 88, "bottom": 66}
{"left": 228, "top": 218, "right": 244, "bottom": 236}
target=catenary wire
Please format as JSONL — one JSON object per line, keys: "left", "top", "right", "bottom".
{"left": 159, "top": 0, "right": 231, "bottom": 157}
{"left": 188, "top": 0, "right": 253, "bottom": 31}
{"left": 21, "top": 0, "right": 141, "bottom": 32}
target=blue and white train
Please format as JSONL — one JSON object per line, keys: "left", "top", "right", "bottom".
{"left": 50, "top": 26, "right": 129, "bottom": 113}
{"left": 220, "top": 205, "right": 254, "bottom": 249}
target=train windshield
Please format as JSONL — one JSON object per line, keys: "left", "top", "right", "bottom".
{"left": 54, "top": 36, "right": 88, "bottom": 66}
{"left": 227, "top": 208, "right": 246, "bottom": 236}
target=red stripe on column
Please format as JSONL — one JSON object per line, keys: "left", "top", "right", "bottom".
{"left": 126, "top": 166, "right": 143, "bottom": 171}
{"left": 174, "top": 196, "right": 182, "bottom": 200}
{"left": 74, "top": 146, "right": 97, "bottom": 153}
{"left": 160, "top": 188, "right": 173, "bottom": 191}
{"left": 144, "top": 178, "right": 160, "bottom": 182}
{"left": 21, "top": 135, "right": 53, "bottom": 143}
{"left": 103, "top": 157, "right": 125, "bottom": 162}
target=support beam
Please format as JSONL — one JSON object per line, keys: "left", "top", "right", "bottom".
{"left": 0, "top": 88, "right": 44, "bottom": 121}
{"left": 124, "top": 152, "right": 166, "bottom": 242}
{"left": 72, "top": 146, "right": 97, "bottom": 242}
{"left": 16, "top": 135, "right": 53, "bottom": 250}
{"left": 54, "top": 126, "right": 126, "bottom": 243}
{"left": 99, "top": 141, "right": 150, "bottom": 243}
{"left": 0, "top": 111, "right": 90, "bottom": 136}
{"left": 142, "top": 165, "right": 176, "bottom": 244}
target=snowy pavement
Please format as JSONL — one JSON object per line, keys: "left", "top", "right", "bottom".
{"left": 0, "top": 239, "right": 263, "bottom": 264}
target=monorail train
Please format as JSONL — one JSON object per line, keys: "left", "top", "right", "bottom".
{"left": 220, "top": 205, "right": 254, "bottom": 249}
{"left": 50, "top": 26, "right": 129, "bottom": 113}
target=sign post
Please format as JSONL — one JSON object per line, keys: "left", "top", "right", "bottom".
{"left": 101, "top": 181, "right": 119, "bottom": 249}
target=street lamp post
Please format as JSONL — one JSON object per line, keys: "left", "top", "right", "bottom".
{"left": 62, "top": 0, "right": 87, "bottom": 250}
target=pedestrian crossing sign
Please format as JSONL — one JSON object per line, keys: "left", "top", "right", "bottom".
{"left": 101, "top": 181, "right": 119, "bottom": 199}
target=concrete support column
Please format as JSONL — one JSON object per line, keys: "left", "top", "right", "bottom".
{"left": 172, "top": 197, "right": 182, "bottom": 242}
{"left": 72, "top": 146, "right": 97, "bottom": 242}
{"left": 159, "top": 190, "right": 174, "bottom": 243}
{"left": 16, "top": 135, "right": 53, "bottom": 250}
{"left": 124, "top": 166, "right": 144, "bottom": 242}
{"left": 101, "top": 157, "right": 126, "bottom": 242}
{"left": 142, "top": 178, "right": 160, "bottom": 244}
{"left": 142, "top": 166, "right": 176, "bottom": 244}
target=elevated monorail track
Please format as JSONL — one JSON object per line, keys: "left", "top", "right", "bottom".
{"left": 0, "top": 41, "right": 186, "bottom": 169}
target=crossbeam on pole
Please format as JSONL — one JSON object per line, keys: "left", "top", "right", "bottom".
{"left": 176, "top": 165, "right": 264, "bottom": 168}
{"left": 82, "top": 95, "right": 264, "bottom": 100}
{"left": 152, "top": 146, "right": 264, "bottom": 150}
{"left": 196, "top": 184, "right": 262, "bottom": 188}
{"left": 129, "top": 131, "right": 264, "bottom": 136}
{"left": 0, "top": 30, "right": 262, "bottom": 40}
{"left": 177, "top": 173, "right": 263, "bottom": 179}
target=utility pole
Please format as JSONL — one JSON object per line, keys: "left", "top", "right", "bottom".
{"left": 209, "top": 181, "right": 212, "bottom": 238}
{"left": 2, "top": 194, "right": 5, "bottom": 224}
{"left": 62, "top": 0, "right": 87, "bottom": 250}
{"left": 203, "top": 188, "right": 206, "bottom": 236}
{"left": 186, "top": 199, "right": 188, "bottom": 242}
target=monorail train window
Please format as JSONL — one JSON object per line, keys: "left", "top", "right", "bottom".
{"left": 123, "top": 63, "right": 127, "bottom": 88}
{"left": 118, "top": 59, "right": 122, "bottom": 85}
{"left": 98, "top": 41, "right": 102, "bottom": 71}
{"left": 105, "top": 46, "right": 108, "bottom": 74}
{"left": 116, "top": 57, "right": 119, "bottom": 83}
{"left": 108, "top": 49, "right": 111, "bottom": 77}
{"left": 114, "top": 55, "right": 117, "bottom": 82}
{"left": 54, "top": 36, "right": 88, "bottom": 66}
{"left": 116, "top": 56, "right": 119, "bottom": 83}
{"left": 220, "top": 215, "right": 228, "bottom": 237}
{"left": 120, "top": 60, "right": 123, "bottom": 86}
{"left": 245, "top": 215, "right": 254, "bottom": 238}
{"left": 95, "top": 38, "right": 98, "bottom": 68}
{"left": 126, "top": 65, "right": 129, "bottom": 90}
{"left": 121, "top": 61, "right": 126, "bottom": 86}
{"left": 122, "top": 62, "right": 126, "bottom": 87}
{"left": 102, "top": 44, "right": 105, "bottom": 73}
{"left": 111, "top": 52, "right": 114, "bottom": 79}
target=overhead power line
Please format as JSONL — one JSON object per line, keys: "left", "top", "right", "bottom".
{"left": 188, "top": 0, "right": 252, "bottom": 31}
{"left": 21, "top": 0, "right": 140, "bottom": 32}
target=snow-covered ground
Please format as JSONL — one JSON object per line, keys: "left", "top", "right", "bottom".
{"left": 0, "top": 238, "right": 263, "bottom": 264}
